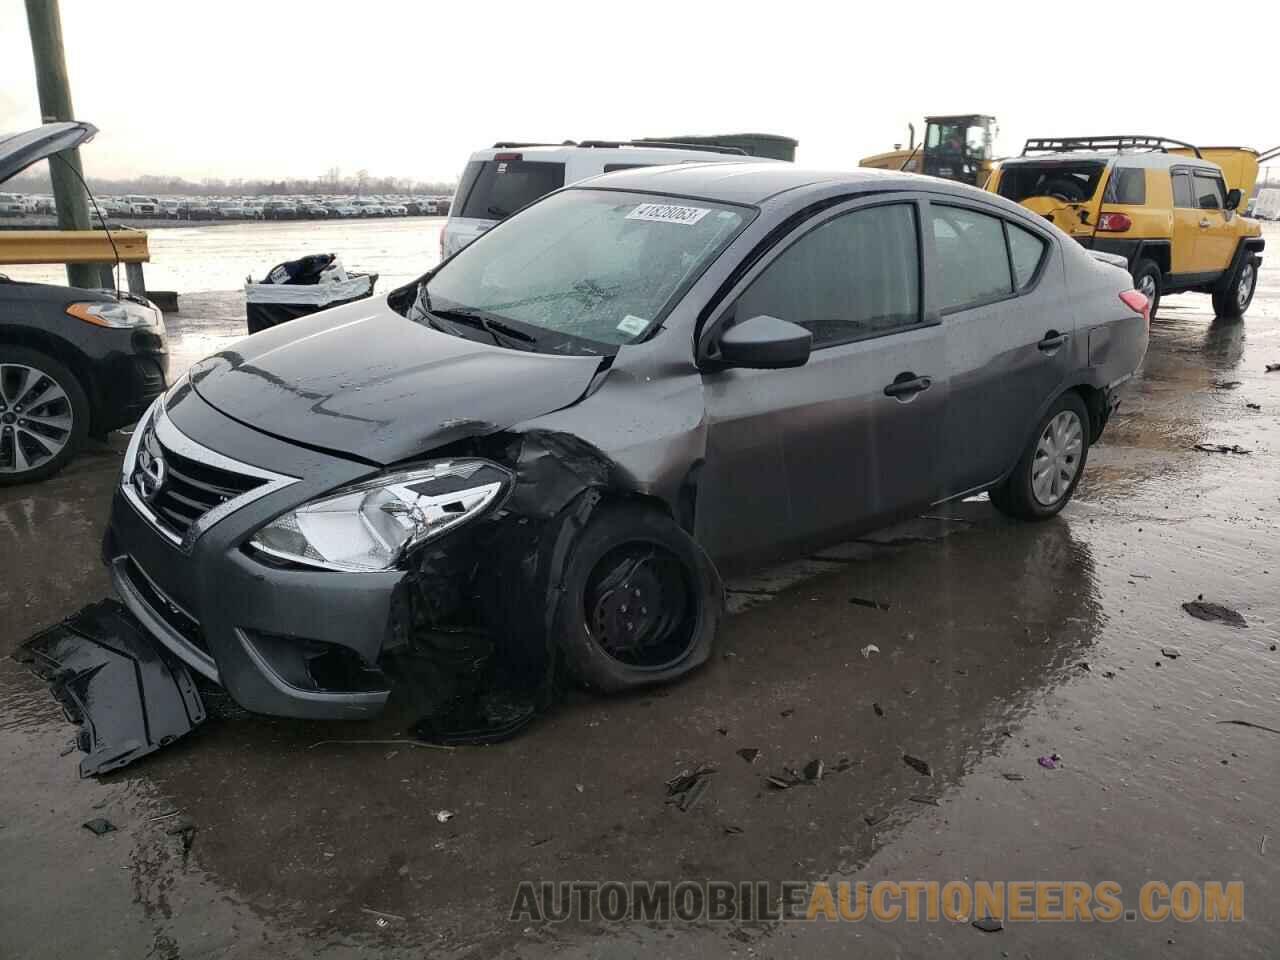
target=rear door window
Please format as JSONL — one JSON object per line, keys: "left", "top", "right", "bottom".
{"left": 1193, "top": 174, "right": 1225, "bottom": 210}
{"left": 457, "top": 160, "right": 566, "bottom": 220}
{"left": 1007, "top": 223, "right": 1048, "bottom": 289}
{"left": 733, "top": 203, "right": 921, "bottom": 348}
{"left": 930, "top": 205, "right": 1013, "bottom": 312}
{"left": 1103, "top": 167, "right": 1146, "bottom": 204}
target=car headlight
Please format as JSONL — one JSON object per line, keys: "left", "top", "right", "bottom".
{"left": 67, "top": 299, "right": 164, "bottom": 332}
{"left": 248, "top": 460, "right": 509, "bottom": 572}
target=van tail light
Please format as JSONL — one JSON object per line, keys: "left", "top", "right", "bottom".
{"left": 1119, "top": 289, "right": 1149, "bottom": 330}
{"left": 1097, "top": 212, "right": 1132, "bottom": 232}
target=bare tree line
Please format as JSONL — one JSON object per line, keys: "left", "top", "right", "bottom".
{"left": 5, "top": 164, "right": 456, "bottom": 197}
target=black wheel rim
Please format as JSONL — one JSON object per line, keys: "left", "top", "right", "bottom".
{"left": 584, "top": 544, "right": 697, "bottom": 669}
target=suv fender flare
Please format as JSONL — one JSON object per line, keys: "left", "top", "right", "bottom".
{"left": 1131, "top": 239, "right": 1171, "bottom": 276}
{"left": 1226, "top": 236, "right": 1266, "bottom": 277}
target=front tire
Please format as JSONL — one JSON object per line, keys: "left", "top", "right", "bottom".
{"left": 1131, "top": 258, "right": 1162, "bottom": 320}
{"left": 553, "top": 503, "right": 722, "bottom": 694}
{"left": 1212, "top": 257, "right": 1257, "bottom": 319}
{"left": 990, "top": 392, "right": 1090, "bottom": 521}
{"left": 0, "top": 346, "right": 89, "bottom": 486}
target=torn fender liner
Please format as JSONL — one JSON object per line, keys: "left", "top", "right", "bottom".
{"left": 14, "top": 599, "right": 205, "bottom": 777}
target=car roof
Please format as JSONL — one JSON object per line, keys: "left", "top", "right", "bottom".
{"left": 1001, "top": 151, "right": 1220, "bottom": 172}
{"left": 570, "top": 161, "right": 973, "bottom": 206}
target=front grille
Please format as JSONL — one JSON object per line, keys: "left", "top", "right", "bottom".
{"left": 150, "top": 440, "right": 267, "bottom": 536}
{"left": 130, "top": 417, "right": 268, "bottom": 539}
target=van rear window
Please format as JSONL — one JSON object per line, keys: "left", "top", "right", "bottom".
{"left": 996, "top": 162, "right": 1107, "bottom": 204}
{"left": 457, "top": 160, "right": 566, "bottom": 220}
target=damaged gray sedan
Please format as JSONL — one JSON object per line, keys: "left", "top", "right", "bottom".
{"left": 103, "top": 163, "right": 1149, "bottom": 729}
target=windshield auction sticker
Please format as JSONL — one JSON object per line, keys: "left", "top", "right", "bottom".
{"left": 626, "top": 203, "right": 710, "bottom": 226}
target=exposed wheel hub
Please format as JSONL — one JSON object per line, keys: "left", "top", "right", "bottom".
{"left": 585, "top": 545, "right": 693, "bottom": 668}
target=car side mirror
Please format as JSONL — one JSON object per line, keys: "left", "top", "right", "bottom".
{"left": 1225, "top": 188, "right": 1242, "bottom": 211}
{"left": 718, "top": 314, "right": 812, "bottom": 369}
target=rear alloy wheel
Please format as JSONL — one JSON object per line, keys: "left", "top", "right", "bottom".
{"left": 1211, "top": 258, "right": 1257, "bottom": 319}
{"left": 1131, "top": 258, "right": 1161, "bottom": 320}
{"left": 990, "top": 392, "right": 1090, "bottom": 521}
{"left": 0, "top": 347, "right": 89, "bottom": 486}
{"left": 554, "top": 504, "right": 721, "bottom": 693}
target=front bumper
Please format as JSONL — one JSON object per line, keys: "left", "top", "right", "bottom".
{"left": 103, "top": 389, "right": 398, "bottom": 719}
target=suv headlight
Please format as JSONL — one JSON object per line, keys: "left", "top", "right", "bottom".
{"left": 67, "top": 299, "right": 164, "bottom": 331}
{"left": 248, "top": 460, "right": 508, "bottom": 572}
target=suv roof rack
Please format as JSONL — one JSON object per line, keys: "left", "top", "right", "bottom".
{"left": 490, "top": 139, "right": 747, "bottom": 156}
{"left": 1021, "top": 136, "right": 1202, "bottom": 159}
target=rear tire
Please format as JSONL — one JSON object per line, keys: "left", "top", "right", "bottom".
{"left": 1212, "top": 257, "right": 1257, "bottom": 319}
{"left": 0, "top": 346, "right": 89, "bottom": 486}
{"left": 1131, "top": 258, "right": 1162, "bottom": 320}
{"left": 553, "top": 503, "right": 722, "bottom": 694}
{"left": 990, "top": 392, "right": 1090, "bottom": 521}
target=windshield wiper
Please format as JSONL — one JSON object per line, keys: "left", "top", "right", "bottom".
{"left": 430, "top": 307, "right": 537, "bottom": 348}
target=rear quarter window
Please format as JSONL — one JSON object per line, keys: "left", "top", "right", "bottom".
{"left": 1007, "top": 223, "right": 1048, "bottom": 289}
{"left": 1103, "top": 167, "right": 1146, "bottom": 205}
{"left": 458, "top": 160, "right": 566, "bottom": 220}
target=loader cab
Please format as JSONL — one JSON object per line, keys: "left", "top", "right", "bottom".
{"left": 923, "top": 115, "right": 995, "bottom": 185}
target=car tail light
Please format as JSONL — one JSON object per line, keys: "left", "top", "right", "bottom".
{"left": 1119, "top": 289, "right": 1149, "bottom": 329}
{"left": 493, "top": 152, "right": 522, "bottom": 162}
{"left": 1097, "top": 212, "right": 1132, "bottom": 232}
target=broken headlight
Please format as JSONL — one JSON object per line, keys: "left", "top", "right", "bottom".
{"left": 248, "top": 460, "right": 508, "bottom": 572}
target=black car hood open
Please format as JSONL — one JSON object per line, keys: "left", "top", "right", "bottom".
{"left": 190, "top": 297, "right": 605, "bottom": 464}
{"left": 0, "top": 121, "right": 97, "bottom": 184}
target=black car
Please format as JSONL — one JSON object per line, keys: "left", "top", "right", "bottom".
{"left": 0, "top": 123, "right": 168, "bottom": 485}
{"left": 104, "top": 163, "right": 1147, "bottom": 725}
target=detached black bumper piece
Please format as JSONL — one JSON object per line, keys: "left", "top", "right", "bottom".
{"left": 14, "top": 599, "right": 205, "bottom": 777}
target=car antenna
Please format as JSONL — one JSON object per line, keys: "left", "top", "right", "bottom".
{"left": 52, "top": 152, "right": 121, "bottom": 297}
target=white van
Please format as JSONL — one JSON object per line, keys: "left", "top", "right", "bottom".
{"left": 441, "top": 140, "right": 762, "bottom": 257}
{"left": 1254, "top": 188, "right": 1280, "bottom": 221}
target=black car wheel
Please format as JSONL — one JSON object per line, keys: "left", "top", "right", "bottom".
{"left": 553, "top": 503, "right": 721, "bottom": 693}
{"left": 1131, "top": 258, "right": 1162, "bottom": 320}
{"left": 1212, "top": 257, "right": 1257, "bottom": 319}
{"left": 0, "top": 346, "right": 89, "bottom": 485}
{"left": 990, "top": 392, "right": 1090, "bottom": 521}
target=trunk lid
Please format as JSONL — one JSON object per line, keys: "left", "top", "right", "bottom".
{"left": 0, "top": 121, "right": 98, "bottom": 185}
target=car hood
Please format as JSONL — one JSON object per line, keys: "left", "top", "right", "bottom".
{"left": 189, "top": 296, "right": 605, "bottom": 464}
{"left": 0, "top": 121, "right": 97, "bottom": 185}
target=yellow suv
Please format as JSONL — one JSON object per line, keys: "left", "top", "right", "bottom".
{"left": 987, "top": 137, "right": 1264, "bottom": 318}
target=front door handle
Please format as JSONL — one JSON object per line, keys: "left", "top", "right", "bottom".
{"left": 1037, "top": 331, "right": 1069, "bottom": 352}
{"left": 883, "top": 372, "right": 933, "bottom": 400}
{"left": 1199, "top": 218, "right": 1212, "bottom": 228}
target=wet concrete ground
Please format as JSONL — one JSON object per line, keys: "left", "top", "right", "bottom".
{"left": 2, "top": 239, "right": 1279, "bottom": 958}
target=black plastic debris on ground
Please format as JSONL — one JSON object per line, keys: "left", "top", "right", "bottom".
{"left": 82, "top": 818, "right": 116, "bottom": 836}
{"left": 14, "top": 600, "right": 205, "bottom": 777}
{"left": 849, "top": 597, "right": 890, "bottom": 611}
{"left": 665, "top": 765, "right": 715, "bottom": 811}
{"left": 1182, "top": 600, "right": 1248, "bottom": 628}
{"left": 973, "top": 916, "right": 1003, "bottom": 932}
{"left": 1193, "top": 443, "right": 1251, "bottom": 455}
{"left": 736, "top": 748, "right": 760, "bottom": 764}
{"left": 1161, "top": 647, "right": 1181, "bottom": 660}
{"left": 903, "top": 754, "right": 931, "bottom": 777}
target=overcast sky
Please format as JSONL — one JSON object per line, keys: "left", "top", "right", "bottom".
{"left": 2, "top": 0, "right": 1277, "bottom": 184}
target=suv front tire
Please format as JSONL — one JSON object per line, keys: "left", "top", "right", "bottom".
{"left": 1212, "top": 256, "right": 1257, "bottom": 319}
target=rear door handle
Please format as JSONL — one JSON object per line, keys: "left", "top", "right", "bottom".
{"left": 1038, "top": 331, "right": 1069, "bottom": 352}
{"left": 883, "top": 373, "right": 933, "bottom": 400}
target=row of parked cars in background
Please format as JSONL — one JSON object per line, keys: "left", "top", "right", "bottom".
{"left": 0, "top": 192, "right": 452, "bottom": 221}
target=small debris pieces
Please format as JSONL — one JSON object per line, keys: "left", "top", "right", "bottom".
{"left": 1211, "top": 379, "right": 1242, "bottom": 389}
{"left": 360, "top": 907, "right": 406, "bottom": 923}
{"left": 829, "top": 757, "right": 858, "bottom": 774}
{"left": 864, "top": 811, "right": 888, "bottom": 827}
{"left": 1002, "top": 772, "right": 1025, "bottom": 782}
{"left": 973, "top": 916, "right": 1004, "bottom": 933}
{"left": 1246, "top": 402, "right": 1262, "bottom": 410}
{"left": 903, "top": 754, "right": 931, "bottom": 777}
{"left": 723, "top": 824, "right": 744, "bottom": 836}
{"left": 1038, "top": 754, "right": 1061, "bottom": 770}
{"left": 1217, "top": 719, "right": 1280, "bottom": 737}
{"left": 736, "top": 748, "right": 760, "bottom": 764}
{"left": 849, "top": 597, "right": 890, "bottom": 611}
{"left": 1193, "top": 443, "right": 1250, "bottom": 455}
{"left": 766, "top": 775, "right": 796, "bottom": 790}
{"left": 1102, "top": 670, "right": 1117, "bottom": 679}
{"left": 82, "top": 818, "right": 116, "bottom": 836}
{"left": 803, "top": 759, "right": 825, "bottom": 782}
{"left": 665, "top": 766, "right": 716, "bottom": 811}
{"left": 716, "top": 727, "right": 729, "bottom": 736}
{"left": 434, "top": 810, "right": 455, "bottom": 823}
{"left": 1182, "top": 600, "right": 1248, "bottom": 628}
{"left": 1266, "top": 363, "right": 1280, "bottom": 373}
{"left": 780, "top": 708, "right": 795, "bottom": 718}
{"left": 1161, "top": 647, "right": 1181, "bottom": 660}
{"left": 873, "top": 702, "right": 885, "bottom": 717}
{"left": 860, "top": 644, "right": 881, "bottom": 659}
{"left": 908, "top": 794, "right": 940, "bottom": 806}
{"left": 1076, "top": 662, "right": 1091, "bottom": 672}
{"left": 166, "top": 816, "right": 196, "bottom": 856}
